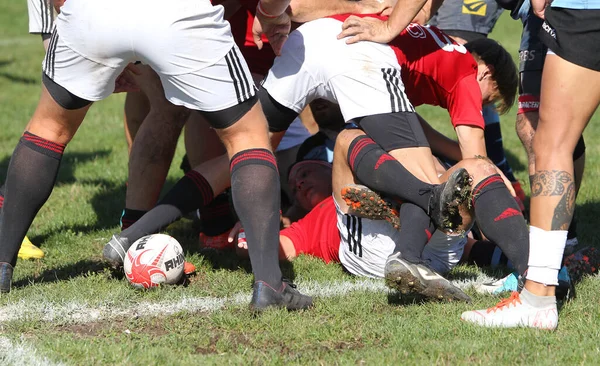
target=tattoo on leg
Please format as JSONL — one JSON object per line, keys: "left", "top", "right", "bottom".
{"left": 552, "top": 182, "right": 575, "bottom": 230}
{"left": 531, "top": 170, "right": 576, "bottom": 230}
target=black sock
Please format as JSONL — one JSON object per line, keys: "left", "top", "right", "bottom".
{"left": 230, "top": 148, "right": 282, "bottom": 288}
{"left": 467, "top": 240, "right": 510, "bottom": 268}
{"left": 121, "top": 170, "right": 214, "bottom": 243}
{"left": 396, "top": 203, "right": 435, "bottom": 262}
{"left": 120, "top": 208, "right": 148, "bottom": 231}
{"left": 199, "top": 192, "right": 236, "bottom": 236}
{"left": 0, "top": 132, "right": 65, "bottom": 265}
{"left": 347, "top": 135, "right": 434, "bottom": 211}
{"left": 472, "top": 174, "right": 528, "bottom": 275}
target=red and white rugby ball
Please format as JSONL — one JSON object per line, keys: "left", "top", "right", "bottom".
{"left": 123, "top": 234, "right": 185, "bottom": 289}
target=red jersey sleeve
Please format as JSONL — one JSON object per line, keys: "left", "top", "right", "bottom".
{"left": 280, "top": 197, "right": 341, "bottom": 263}
{"left": 446, "top": 75, "right": 485, "bottom": 129}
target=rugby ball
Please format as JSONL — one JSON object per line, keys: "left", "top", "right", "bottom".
{"left": 123, "top": 234, "right": 185, "bottom": 289}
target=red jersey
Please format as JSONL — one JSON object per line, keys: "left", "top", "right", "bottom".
{"left": 330, "top": 15, "right": 484, "bottom": 129}
{"left": 212, "top": 0, "right": 275, "bottom": 75}
{"left": 280, "top": 196, "right": 341, "bottom": 263}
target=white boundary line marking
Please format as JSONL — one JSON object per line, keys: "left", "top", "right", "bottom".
{"left": 0, "top": 336, "right": 65, "bottom": 366}
{"left": 0, "top": 275, "right": 496, "bottom": 325}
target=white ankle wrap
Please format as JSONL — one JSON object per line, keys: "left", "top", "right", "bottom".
{"left": 526, "top": 226, "right": 567, "bottom": 286}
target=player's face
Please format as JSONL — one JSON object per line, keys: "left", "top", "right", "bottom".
{"left": 289, "top": 162, "right": 333, "bottom": 211}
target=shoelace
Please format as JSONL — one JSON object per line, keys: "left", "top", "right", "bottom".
{"left": 486, "top": 291, "right": 521, "bottom": 313}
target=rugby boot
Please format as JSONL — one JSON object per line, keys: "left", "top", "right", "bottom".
{"left": 17, "top": 236, "right": 44, "bottom": 260}
{"left": 340, "top": 184, "right": 400, "bottom": 230}
{"left": 428, "top": 168, "right": 472, "bottom": 234}
{"left": 384, "top": 252, "right": 471, "bottom": 302}
{"left": 0, "top": 262, "right": 13, "bottom": 293}
{"left": 103, "top": 234, "right": 131, "bottom": 266}
{"left": 250, "top": 279, "right": 314, "bottom": 312}
{"left": 461, "top": 289, "right": 557, "bottom": 330}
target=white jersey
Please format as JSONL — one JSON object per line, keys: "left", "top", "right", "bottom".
{"left": 262, "top": 17, "right": 414, "bottom": 122}
{"left": 28, "top": 0, "right": 54, "bottom": 34}
{"left": 335, "top": 199, "right": 466, "bottom": 278}
{"left": 43, "top": 0, "right": 254, "bottom": 112}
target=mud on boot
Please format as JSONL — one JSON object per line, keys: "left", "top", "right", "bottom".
{"left": 341, "top": 185, "right": 400, "bottom": 230}
{"left": 428, "top": 168, "right": 472, "bottom": 234}
{"left": 384, "top": 252, "right": 471, "bottom": 302}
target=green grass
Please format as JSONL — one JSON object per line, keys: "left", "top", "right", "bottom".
{"left": 1, "top": 5, "right": 600, "bottom": 365}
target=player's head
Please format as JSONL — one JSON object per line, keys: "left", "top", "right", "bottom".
{"left": 465, "top": 38, "right": 518, "bottom": 114}
{"left": 288, "top": 160, "right": 333, "bottom": 212}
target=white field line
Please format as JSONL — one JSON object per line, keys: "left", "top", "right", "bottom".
{"left": 0, "top": 275, "right": 495, "bottom": 325}
{"left": 0, "top": 336, "right": 65, "bottom": 366}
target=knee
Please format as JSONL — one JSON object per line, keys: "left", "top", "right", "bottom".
{"left": 459, "top": 158, "right": 498, "bottom": 186}
{"left": 334, "top": 129, "right": 365, "bottom": 154}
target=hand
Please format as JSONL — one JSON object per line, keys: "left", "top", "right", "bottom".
{"left": 531, "top": 0, "right": 551, "bottom": 19}
{"left": 337, "top": 15, "right": 395, "bottom": 45}
{"left": 252, "top": 11, "right": 291, "bottom": 56}
{"left": 113, "top": 63, "right": 142, "bottom": 94}
{"left": 53, "top": 0, "right": 66, "bottom": 13}
{"left": 228, "top": 221, "right": 247, "bottom": 250}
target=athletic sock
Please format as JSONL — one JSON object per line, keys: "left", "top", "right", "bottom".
{"left": 120, "top": 208, "right": 148, "bottom": 231}
{"left": 347, "top": 135, "right": 434, "bottom": 211}
{"left": 395, "top": 203, "right": 435, "bottom": 262}
{"left": 120, "top": 170, "right": 214, "bottom": 243}
{"left": 199, "top": 192, "right": 236, "bottom": 236}
{"left": 0, "top": 132, "right": 65, "bottom": 265}
{"left": 472, "top": 174, "right": 528, "bottom": 275}
{"left": 230, "top": 148, "right": 282, "bottom": 288}
{"left": 520, "top": 287, "right": 556, "bottom": 308}
{"left": 483, "top": 105, "right": 517, "bottom": 182}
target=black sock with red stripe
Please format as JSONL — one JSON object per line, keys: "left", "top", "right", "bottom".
{"left": 0, "top": 184, "right": 4, "bottom": 209}
{"left": 120, "top": 170, "right": 214, "bottom": 243}
{"left": 230, "top": 148, "right": 282, "bottom": 288}
{"left": 395, "top": 203, "right": 435, "bottom": 262}
{"left": 347, "top": 135, "right": 434, "bottom": 211}
{"left": 120, "top": 208, "right": 148, "bottom": 231}
{"left": 199, "top": 192, "right": 236, "bottom": 236}
{"left": 0, "top": 132, "right": 65, "bottom": 265}
{"left": 472, "top": 174, "right": 528, "bottom": 275}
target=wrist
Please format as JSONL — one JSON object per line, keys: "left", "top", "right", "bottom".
{"left": 257, "top": 1, "right": 285, "bottom": 18}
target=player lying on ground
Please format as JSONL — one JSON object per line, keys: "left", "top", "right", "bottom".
{"left": 104, "top": 15, "right": 519, "bottom": 296}
{"left": 230, "top": 124, "right": 531, "bottom": 302}
{"left": 0, "top": 0, "right": 314, "bottom": 312}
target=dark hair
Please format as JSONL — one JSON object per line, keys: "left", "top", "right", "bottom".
{"left": 464, "top": 38, "right": 518, "bottom": 114}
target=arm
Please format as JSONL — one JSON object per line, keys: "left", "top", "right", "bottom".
{"left": 337, "top": 0, "right": 428, "bottom": 44}
{"left": 418, "top": 114, "right": 462, "bottom": 162}
{"left": 411, "top": 0, "right": 445, "bottom": 25}
{"left": 455, "top": 125, "right": 487, "bottom": 159}
{"left": 288, "top": 0, "right": 394, "bottom": 23}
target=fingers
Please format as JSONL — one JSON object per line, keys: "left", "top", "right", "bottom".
{"left": 269, "top": 33, "right": 289, "bottom": 56}
{"left": 228, "top": 221, "right": 242, "bottom": 243}
{"left": 252, "top": 17, "right": 264, "bottom": 50}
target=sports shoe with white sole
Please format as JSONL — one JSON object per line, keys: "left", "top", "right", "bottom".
{"left": 461, "top": 291, "right": 558, "bottom": 330}
{"left": 475, "top": 271, "right": 522, "bottom": 295}
{"left": 384, "top": 252, "right": 472, "bottom": 302}
{"left": 103, "top": 234, "right": 131, "bottom": 266}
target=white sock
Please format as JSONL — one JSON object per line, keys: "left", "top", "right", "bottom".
{"left": 526, "top": 226, "right": 567, "bottom": 286}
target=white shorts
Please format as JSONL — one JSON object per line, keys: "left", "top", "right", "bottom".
{"left": 335, "top": 198, "right": 467, "bottom": 278}
{"left": 262, "top": 18, "right": 414, "bottom": 123}
{"left": 43, "top": 0, "right": 255, "bottom": 112}
{"left": 28, "top": 0, "right": 54, "bottom": 34}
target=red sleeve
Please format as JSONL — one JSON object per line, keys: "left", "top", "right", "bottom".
{"left": 447, "top": 75, "right": 485, "bottom": 129}
{"left": 280, "top": 220, "right": 309, "bottom": 254}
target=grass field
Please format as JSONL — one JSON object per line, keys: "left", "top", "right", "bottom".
{"left": 2, "top": 3, "right": 600, "bottom": 365}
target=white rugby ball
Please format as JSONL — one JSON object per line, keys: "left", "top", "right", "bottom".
{"left": 123, "top": 234, "right": 185, "bottom": 289}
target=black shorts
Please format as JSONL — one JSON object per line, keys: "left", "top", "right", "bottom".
{"left": 355, "top": 112, "right": 429, "bottom": 152}
{"left": 200, "top": 94, "right": 259, "bottom": 130}
{"left": 540, "top": 8, "right": 600, "bottom": 72}
{"left": 517, "top": 11, "right": 545, "bottom": 113}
